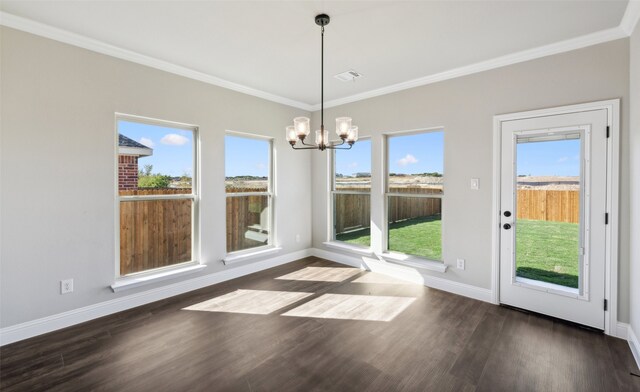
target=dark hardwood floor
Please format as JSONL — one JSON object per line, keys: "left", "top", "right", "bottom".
{"left": 1, "top": 257, "right": 638, "bottom": 391}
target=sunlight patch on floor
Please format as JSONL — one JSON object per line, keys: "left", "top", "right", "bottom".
{"left": 275, "top": 266, "right": 362, "bottom": 282}
{"left": 183, "top": 289, "right": 313, "bottom": 315}
{"left": 282, "top": 293, "right": 416, "bottom": 322}
{"left": 352, "top": 272, "right": 418, "bottom": 285}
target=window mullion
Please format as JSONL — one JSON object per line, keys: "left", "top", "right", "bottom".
{"left": 226, "top": 192, "right": 270, "bottom": 198}
{"left": 385, "top": 192, "right": 443, "bottom": 199}
{"left": 119, "top": 194, "right": 195, "bottom": 202}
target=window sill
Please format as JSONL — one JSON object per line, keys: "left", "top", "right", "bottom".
{"left": 223, "top": 246, "right": 282, "bottom": 265}
{"left": 323, "top": 241, "right": 374, "bottom": 256}
{"left": 111, "top": 263, "right": 206, "bottom": 293}
{"left": 380, "top": 252, "right": 448, "bottom": 273}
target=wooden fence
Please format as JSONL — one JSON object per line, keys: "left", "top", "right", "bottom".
{"left": 225, "top": 189, "right": 268, "bottom": 253}
{"left": 120, "top": 187, "right": 269, "bottom": 275}
{"left": 517, "top": 189, "right": 579, "bottom": 223}
{"left": 335, "top": 187, "right": 442, "bottom": 233}
{"left": 334, "top": 193, "right": 371, "bottom": 233}
{"left": 334, "top": 188, "right": 579, "bottom": 234}
{"left": 120, "top": 187, "right": 579, "bottom": 275}
{"left": 119, "top": 189, "right": 192, "bottom": 275}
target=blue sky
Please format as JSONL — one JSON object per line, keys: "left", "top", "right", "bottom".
{"left": 118, "top": 120, "right": 193, "bottom": 177}
{"left": 388, "top": 131, "right": 444, "bottom": 175}
{"left": 335, "top": 139, "right": 371, "bottom": 176}
{"left": 225, "top": 135, "right": 269, "bottom": 177}
{"left": 517, "top": 139, "right": 580, "bottom": 176}
{"left": 119, "top": 122, "right": 578, "bottom": 178}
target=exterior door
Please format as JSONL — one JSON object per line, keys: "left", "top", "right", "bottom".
{"left": 499, "top": 110, "right": 608, "bottom": 329}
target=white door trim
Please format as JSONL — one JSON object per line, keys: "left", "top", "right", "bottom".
{"left": 492, "top": 99, "right": 620, "bottom": 336}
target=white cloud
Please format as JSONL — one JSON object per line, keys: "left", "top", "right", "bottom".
{"left": 348, "top": 162, "right": 358, "bottom": 168}
{"left": 161, "top": 133, "right": 189, "bottom": 146}
{"left": 139, "top": 137, "right": 155, "bottom": 148}
{"left": 256, "top": 163, "right": 266, "bottom": 170}
{"left": 557, "top": 156, "right": 569, "bottom": 163}
{"left": 397, "top": 154, "right": 418, "bottom": 166}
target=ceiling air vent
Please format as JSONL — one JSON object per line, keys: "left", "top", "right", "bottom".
{"left": 334, "top": 69, "right": 363, "bottom": 82}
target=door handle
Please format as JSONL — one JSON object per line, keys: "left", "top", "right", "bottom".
{"left": 503, "top": 223, "right": 512, "bottom": 230}
{"left": 504, "top": 211, "right": 512, "bottom": 217}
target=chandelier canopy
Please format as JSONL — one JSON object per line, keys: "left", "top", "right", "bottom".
{"left": 286, "top": 14, "right": 358, "bottom": 151}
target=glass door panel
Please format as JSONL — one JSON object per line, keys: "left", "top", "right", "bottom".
{"left": 515, "top": 133, "right": 582, "bottom": 291}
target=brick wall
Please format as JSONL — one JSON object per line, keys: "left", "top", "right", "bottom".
{"left": 119, "top": 155, "right": 139, "bottom": 190}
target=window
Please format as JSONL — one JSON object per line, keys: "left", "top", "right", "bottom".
{"left": 331, "top": 139, "right": 371, "bottom": 247}
{"left": 117, "top": 116, "right": 198, "bottom": 276}
{"left": 385, "top": 130, "right": 444, "bottom": 260}
{"left": 225, "top": 134, "right": 273, "bottom": 253}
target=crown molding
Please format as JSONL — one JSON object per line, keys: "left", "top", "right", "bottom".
{"left": 0, "top": 11, "right": 314, "bottom": 112}
{"left": 620, "top": 0, "right": 640, "bottom": 35}
{"left": 312, "top": 25, "right": 628, "bottom": 111}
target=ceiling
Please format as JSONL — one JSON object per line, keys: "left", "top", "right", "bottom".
{"left": 0, "top": 1, "right": 634, "bottom": 109}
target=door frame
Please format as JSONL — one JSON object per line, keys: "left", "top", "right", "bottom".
{"left": 491, "top": 99, "right": 620, "bottom": 336}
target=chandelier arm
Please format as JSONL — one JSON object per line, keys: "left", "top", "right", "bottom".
{"left": 328, "top": 138, "right": 346, "bottom": 147}
{"left": 300, "top": 138, "right": 318, "bottom": 147}
{"left": 291, "top": 144, "right": 320, "bottom": 150}
{"left": 326, "top": 144, "right": 353, "bottom": 150}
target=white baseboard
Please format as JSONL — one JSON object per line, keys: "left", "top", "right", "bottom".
{"left": 629, "top": 325, "right": 640, "bottom": 370}
{"left": 311, "top": 248, "right": 493, "bottom": 303}
{"left": 0, "top": 249, "right": 311, "bottom": 346}
{"left": 1, "top": 245, "right": 626, "bottom": 349}
{"left": 616, "top": 322, "right": 629, "bottom": 339}
{"left": 311, "top": 247, "right": 368, "bottom": 269}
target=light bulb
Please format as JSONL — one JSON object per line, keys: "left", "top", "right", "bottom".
{"left": 285, "top": 126, "right": 297, "bottom": 143}
{"left": 347, "top": 126, "right": 359, "bottom": 143}
{"left": 315, "top": 129, "right": 328, "bottom": 145}
{"left": 335, "top": 117, "right": 352, "bottom": 138}
{"left": 293, "top": 117, "right": 310, "bottom": 137}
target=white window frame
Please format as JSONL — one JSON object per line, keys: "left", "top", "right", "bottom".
{"left": 383, "top": 128, "right": 445, "bottom": 263}
{"left": 224, "top": 131, "right": 275, "bottom": 257}
{"left": 329, "top": 137, "right": 372, "bottom": 250}
{"left": 114, "top": 113, "right": 200, "bottom": 279}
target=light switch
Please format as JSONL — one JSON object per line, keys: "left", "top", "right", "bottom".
{"left": 470, "top": 178, "right": 479, "bottom": 190}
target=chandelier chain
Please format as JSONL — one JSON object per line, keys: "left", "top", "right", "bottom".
{"left": 321, "top": 25, "right": 324, "bottom": 133}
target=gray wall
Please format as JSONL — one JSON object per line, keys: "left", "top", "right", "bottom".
{"left": 311, "top": 39, "right": 631, "bottom": 322}
{"left": 0, "top": 26, "right": 633, "bottom": 329}
{"left": 0, "top": 27, "right": 312, "bottom": 328}
{"left": 630, "top": 24, "right": 640, "bottom": 335}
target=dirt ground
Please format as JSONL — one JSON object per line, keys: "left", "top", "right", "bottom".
{"left": 516, "top": 176, "right": 580, "bottom": 190}
{"left": 336, "top": 175, "right": 579, "bottom": 190}
{"left": 224, "top": 175, "right": 580, "bottom": 191}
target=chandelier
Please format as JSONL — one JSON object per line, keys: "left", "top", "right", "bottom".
{"left": 286, "top": 14, "right": 359, "bottom": 151}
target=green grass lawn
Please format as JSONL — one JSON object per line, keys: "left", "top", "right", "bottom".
{"left": 515, "top": 219, "right": 579, "bottom": 288}
{"left": 337, "top": 214, "right": 442, "bottom": 260}
{"left": 337, "top": 216, "right": 579, "bottom": 289}
{"left": 335, "top": 227, "right": 371, "bottom": 247}
{"left": 387, "top": 215, "right": 442, "bottom": 260}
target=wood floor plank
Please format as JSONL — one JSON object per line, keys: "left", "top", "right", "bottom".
{"left": 0, "top": 256, "right": 636, "bottom": 391}
{"left": 448, "top": 310, "right": 507, "bottom": 385}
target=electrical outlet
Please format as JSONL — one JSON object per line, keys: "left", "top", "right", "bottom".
{"left": 456, "top": 259, "right": 465, "bottom": 270}
{"left": 470, "top": 178, "right": 479, "bottom": 190}
{"left": 61, "top": 279, "right": 74, "bottom": 294}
